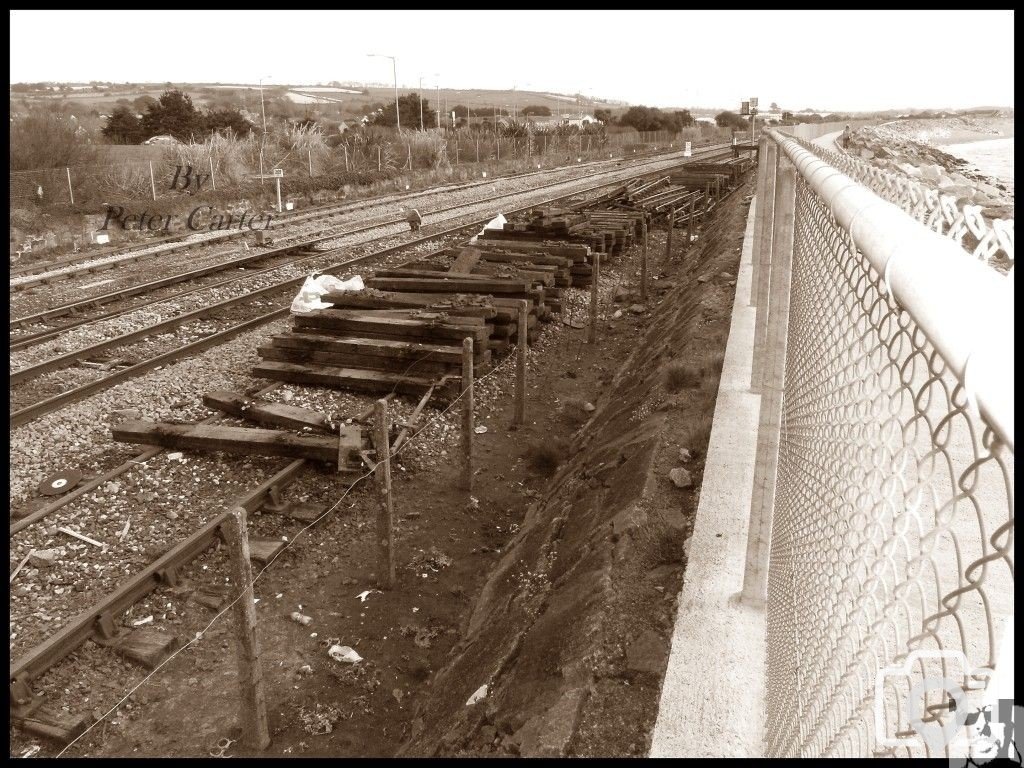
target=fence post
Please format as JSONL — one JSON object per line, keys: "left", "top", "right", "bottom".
{"left": 378, "top": 147, "right": 382, "bottom": 172}
{"left": 496, "top": 136, "right": 500, "bottom": 161}
{"left": 344, "top": 144, "right": 349, "bottom": 172}
{"left": 308, "top": 148, "right": 313, "bottom": 178}
{"left": 640, "top": 216, "right": 649, "bottom": 301}
{"left": 665, "top": 207, "right": 675, "bottom": 260}
{"left": 223, "top": 507, "right": 271, "bottom": 750}
{"left": 373, "top": 399, "right": 395, "bottom": 588}
{"left": 514, "top": 300, "right": 528, "bottom": 426}
{"left": 209, "top": 156, "right": 217, "bottom": 191}
{"left": 149, "top": 161, "right": 157, "bottom": 201}
{"left": 588, "top": 252, "right": 600, "bottom": 344}
{"left": 461, "top": 337, "right": 474, "bottom": 493}
{"left": 750, "top": 140, "right": 780, "bottom": 389}
{"left": 476, "top": 137, "right": 480, "bottom": 163}
{"left": 66, "top": 168, "right": 74, "bottom": 205}
{"left": 741, "top": 156, "right": 795, "bottom": 607}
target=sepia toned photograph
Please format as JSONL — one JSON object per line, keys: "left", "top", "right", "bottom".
{"left": 8, "top": 9, "right": 1015, "bottom": 760}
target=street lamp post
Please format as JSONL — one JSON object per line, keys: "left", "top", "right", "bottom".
{"left": 368, "top": 53, "right": 400, "bottom": 133}
{"left": 258, "top": 76, "right": 270, "bottom": 183}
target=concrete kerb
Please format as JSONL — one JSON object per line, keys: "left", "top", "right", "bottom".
{"left": 649, "top": 197, "right": 765, "bottom": 757}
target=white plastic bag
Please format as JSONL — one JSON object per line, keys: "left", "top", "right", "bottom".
{"left": 469, "top": 213, "right": 507, "bottom": 246}
{"left": 290, "top": 273, "right": 364, "bottom": 314}
{"left": 483, "top": 213, "right": 507, "bottom": 231}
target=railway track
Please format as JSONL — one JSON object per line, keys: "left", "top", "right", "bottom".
{"left": 9, "top": 143, "right": 727, "bottom": 349}
{"left": 9, "top": 140, "right": 691, "bottom": 291}
{"left": 10, "top": 146, "right": 732, "bottom": 429}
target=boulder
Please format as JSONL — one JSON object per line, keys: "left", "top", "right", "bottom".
{"left": 668, "top": 467, "right": 693, "bottom": 489}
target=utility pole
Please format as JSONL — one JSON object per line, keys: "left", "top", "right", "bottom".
{"left": 418, "top": 76, "right": 424, "bottom": 130}
{"left": 368, "top": 54, "right": 400, "bottom": 133}
{"left": 435, "top": 74, "right": 440, "bottom": 130}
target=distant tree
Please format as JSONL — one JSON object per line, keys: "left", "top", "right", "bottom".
{"left": 618, "top": 105, "right": 684, "bottom": 133}
{"left": 781, "top": 111, "right": 793, "bottom": 122}
{"left": 132, "top": 95, "right": 156, "bottom": 113}
{"left": 715, "top": 110, "right": 748, "bottom": 130}
{"left": 770, "top": 101, "right": 780, "bottom": 110}
{"left": 372, "top": 92, "right": 436, "bottom": 129}
{"left": 674, "top": 109, "right": 695, "bottom": 128}
{"left": 141, "top": 89, "right": 203, "bottom": 141}
{"left": 521, "top": 105, "right": 551, "bottom": 116}
{"left": 593, "top": 108, "right": 614, "bottom": 124}
{"left": 204, "top": 107, "right": 253, "bottom": 137}
{"left": 102, "top": 106, "right": 146, "bottom": 144}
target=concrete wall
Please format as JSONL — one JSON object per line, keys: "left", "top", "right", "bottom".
{"left": 776, "top": 119, "right": 874, "bottom": 141}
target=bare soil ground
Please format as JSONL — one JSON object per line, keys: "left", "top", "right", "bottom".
{"left": 33, "top": 176, "right": 751, "bottom": 758}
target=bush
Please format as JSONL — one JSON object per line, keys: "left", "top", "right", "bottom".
{"left": 10, "top": 106, "right": 98, "bottom": 171}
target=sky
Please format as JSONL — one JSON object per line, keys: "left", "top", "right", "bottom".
{"left": 8, "top": 10, "right": 1015, "bottom": 112}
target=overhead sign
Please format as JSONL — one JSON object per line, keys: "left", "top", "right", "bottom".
{"left": 741, "top": 101, "right": 750, "bottom": 115}
{"left": 272, "top": 168, "right": 284, "bottom": 178}
{"left": 750, "top": 96, "right": 759, "bottom": 108}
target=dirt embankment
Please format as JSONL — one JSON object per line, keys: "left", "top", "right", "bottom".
{"left": 399, "top": 188, "right": 749, "bottom": 757}
{"left": 848, "top": 117, "right": 1013, "bottom": 218}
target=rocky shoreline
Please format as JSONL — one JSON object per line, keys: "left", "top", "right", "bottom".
{"left": 847, "top": 117, "right": 1014, "bottom": 220}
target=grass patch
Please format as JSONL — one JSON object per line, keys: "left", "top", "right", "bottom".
{"left": 680, "top": 411, "right": 715, "bottom": 454}
{"left": 664, "top": 362, "right": 701, "bottom": 392}
{"left": 524, "top": 440, "right": 567, "bottom": 476}
{"left": 701, "top": 352, "right": 725, "bottom": 382}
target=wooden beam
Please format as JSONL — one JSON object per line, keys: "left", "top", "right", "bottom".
{"left": 203, "top": 390, "right": 336, "bottom": 433}
{"left": 111, "top": 420, "right": 361, "bottom": 464}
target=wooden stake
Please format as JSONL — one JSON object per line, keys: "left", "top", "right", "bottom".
{"left": 640, "top": 216, "right": 649, "bottom": 301}
{"left": 373, "top": 399, "right": 395, "bottom": 588}
{"left": 665, "top": 207, "right": 675, "bottom": 261}
{"left": 461, "top": 337, "right": 474, "bottom": 493}
{"left": 687, "top": 194, "right": 695, "bottom": 244}
{"left": 223, "top": 507, "right": 270, "bottom": 750}
{"left": 588, "top": 252, "right": 600, "bottom": 344}
{"left": 514, "top": 299, "right": 528, "bottom": 425}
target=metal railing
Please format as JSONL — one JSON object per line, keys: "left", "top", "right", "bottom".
{"left": 744, "top": 129, "right": 1014, "bottom": 757}
{"left": 792, "top": 135, "right": 1014, "bottom": 267}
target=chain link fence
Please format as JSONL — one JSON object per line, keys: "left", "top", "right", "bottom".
{"left": 792, "top": 135, "right": 1014, "bottom": 268}
{"left": 750, "top": 132, "right": 1014, "bottom": 758}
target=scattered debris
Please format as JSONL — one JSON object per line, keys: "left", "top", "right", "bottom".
{"left": 37, "top": 470, "right": 83, "bottom": 496}
{"left": 10, "top": 550, "right": 35, "bottom": 582}
{"left": 291, "top": 612, "right": 313, "bottom": 626}
{"left": 679, "top": 447, "right": 693, "bottom": 463}
{"left": 628, "top": 304, "right": 646, "bottom": 314}
{"left": 583, "top": 402, "right": 597, "bottom": 413}
{"left": 356, "top": 590, "right": 377, "bottom": 602}
{"left": 466, "top": 684, "right": 488, "bottom": 706}
{"left": 299, "top": 703, "right": 341, "bottom": 735}
{"left": 132, "top": 615, "right": 154, "bottom": 627}
{"left": 474, "top": 425, "right": 488, "bottom": 434}
{"left": 57, "top": 526, "right": 105, "bottom": 548}
{"left": 328, "top": 645, "right": 363, "bottom": 664}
